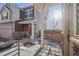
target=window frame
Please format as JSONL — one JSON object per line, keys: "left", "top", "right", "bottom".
{"left": 23, "top": 8, "right": 34, "bottom": 19}
{"left": 2, "top": 12, "right": 9, "bottom": 20}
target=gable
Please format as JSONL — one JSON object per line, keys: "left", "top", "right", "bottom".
{"left": 2, "top": 7, "right": 10, "bottom": 15}
{"left": 0, "top": 3, "right": 16, "bottom": 14}
{"left": 1, "top": 7, "right": 11, "bottom": 20}
{"left": 0, "top": 3, "right": 18, "bottom": 20}
{"left": 0, "top": 4, "right": 12, "bottom": 14}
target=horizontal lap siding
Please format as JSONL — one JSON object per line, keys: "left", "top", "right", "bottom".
{"left": 0, "top": 23, "right": 13, "bottom": 39}
{"left": 44, "top": 30, "right": 63, "bottom": 41}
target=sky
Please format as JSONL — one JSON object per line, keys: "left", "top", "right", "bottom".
{"left": 47, "top": 4, "right": 63, "bottom": 29}
{"left": 0, "top": 3, "right": 32, "bottom": 8}
{"left": 16, "top": 3, "right": 32, "bottom": 7}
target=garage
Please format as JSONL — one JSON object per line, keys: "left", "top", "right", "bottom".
{"left": 0, "top": 23, "right": 13, "bottom": 39}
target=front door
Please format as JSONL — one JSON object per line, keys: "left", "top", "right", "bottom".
{"left": 24, "top": 24, "right": 32, "bottom": 36}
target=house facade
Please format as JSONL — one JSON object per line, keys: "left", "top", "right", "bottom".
{"left": 0, "top": 3, "right": 46, "bottom": 39}
{"left": 0, "top": 3, "right": 19, "bottom": 38}
{"left": 0, "top": 3, "right": 35, "bottom": 39}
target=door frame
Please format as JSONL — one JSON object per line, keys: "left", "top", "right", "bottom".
{"left": 62, "top": 3, "right": 71, "bottom": 56}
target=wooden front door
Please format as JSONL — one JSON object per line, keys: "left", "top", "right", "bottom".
{"left": 24, "top": 24, "right": 32, "bottom": 36}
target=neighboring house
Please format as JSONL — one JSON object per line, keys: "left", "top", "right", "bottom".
{"left": 16, "top": 5, "right": 37, "bottom": 39}
{"left": 0, "top": 3, "right": 45, "bottom": 39}
{"left": 0, "top": 3, "right": 19, "bottom": 39}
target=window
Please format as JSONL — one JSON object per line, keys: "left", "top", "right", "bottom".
{"left": 76, "top": 4, "right": 79, "bottom": 35}
{"left": 24, "top": 10, "right": 28, "bottom": 18}
{"left": 29, "top": 9, "right": 34, "bottom": 17}
{"left": 2, "top": 12, "right": 8, "bottom": 20}
{"left": 47, "top": 4, "right": 63, "bottom": 30}
{"left": 23, "top": 8, "right": 34, "bottom": 19}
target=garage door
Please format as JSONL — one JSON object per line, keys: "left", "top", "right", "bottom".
{"left": 0, "top": 26, "right": 13, "bottom": 39}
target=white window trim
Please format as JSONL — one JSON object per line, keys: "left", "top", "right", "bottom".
{"left": 24, "top": 8, "right": 34, "bottom": 19}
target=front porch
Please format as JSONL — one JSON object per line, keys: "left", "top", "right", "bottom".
{"left": 0, "top": 38, "right": 63, "bottom": 56}
{"left": 15, "top": 20, "right": 35, "bottom": 39}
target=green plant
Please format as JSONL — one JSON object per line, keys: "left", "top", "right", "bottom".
{"left": 13, "top": 32, "right": 30, "bottom": 40}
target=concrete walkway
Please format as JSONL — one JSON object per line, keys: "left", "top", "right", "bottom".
{"left": 20, "top": 44, "right": 40, "bottom": 56}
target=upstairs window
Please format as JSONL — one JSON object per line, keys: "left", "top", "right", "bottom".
{"left": 29, "top": 9, "right": 34, "bottom": 17}
{"left": 2, "top": 12, "right": 8, "bottom": 20}
{"left": 24, "top": 10, "right": 28, "bottom": 18}
{"left": 23, "top": 8, "right": 34, "bottom": 19}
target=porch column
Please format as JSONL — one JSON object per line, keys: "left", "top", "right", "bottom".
{"left": 34, "top": 3, "right": 48, "bottom": 48}
{"left": 31, "top": 22, "right": 34, "bottom": 39}
{"left": 40, "top": 29, "right": 44, "bottom": 48}
{"left": 13, "top": 22, "right": 15, "bottom": 33}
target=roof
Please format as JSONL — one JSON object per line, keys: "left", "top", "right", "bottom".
{"left": 18, "top": 19, "right": 36, "bottom": 24}
{"left": 0, "top": 3, "right": 16, "bottom": 14}
{"left": 0, "top": 3, "right": 34, "bottom": 13}
{"left": 19, "top": 5, "right": 34, "bottom": 10}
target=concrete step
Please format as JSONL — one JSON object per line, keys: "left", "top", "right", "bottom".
{"left": 0, "top": 47, "right": 18, "bottom": 56}
{"left": 6, "top": 50, "right": 18, "bottom": 56}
